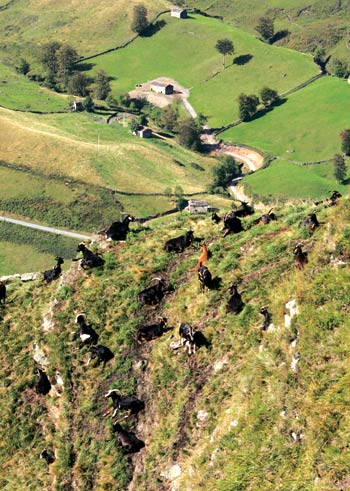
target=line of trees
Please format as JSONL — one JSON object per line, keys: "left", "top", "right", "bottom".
{"left": 238, "top": 86, "right": 279, "bottom": 121}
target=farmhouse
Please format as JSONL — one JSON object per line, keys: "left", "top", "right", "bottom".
{"left": 170, "top": 8, "right": 187, "bottom": 19}
{"left": 186, "top": 199, "right": 210, "bottom": 214}
{"left": 150, "top": 82, "right": 174, "bottom": 95}
{"left": 133, "top": 125, "right": 152, "bottom": 138}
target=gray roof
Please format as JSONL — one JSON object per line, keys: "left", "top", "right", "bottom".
{"left": 150, "top": 81, "right": 173, "bottom": 88}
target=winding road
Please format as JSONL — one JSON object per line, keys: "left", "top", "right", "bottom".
{"left": 0, "top": 215, "right": 92, "bottom": 240}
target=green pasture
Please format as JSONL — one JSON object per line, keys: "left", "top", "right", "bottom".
{"left": 0, "top": 110, "right": 218, "bottom": 201}
{"left": 0, "top": 0, "right": 168, "bottom": 60}
{"left": 222, "top": 76, "right": 350, "bottom": 161}
{"left": 0, "top": 63, "right": 69, "bottom": 111}
{"left": 0, "top": 222, "right": 78, "bottom": 276}
{"left": 243, "top": 159, "right": 348, "bottom": 202}
{"left": 87, "top": 14, "right": 317, "bottom": 127}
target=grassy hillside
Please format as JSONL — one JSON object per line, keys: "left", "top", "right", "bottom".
{"left": 87, "top": 13, "right": 317, "bottom": 128}
{"left": 221, "top": 76, "right": 350, "bottom": 162}
{"left": 243, "top": 158, "right": 348, "bottom": 203}
{"left": 0, "top": 108, "right": 221, "bottom": 210}
{"left": 186, "top": 0, "right": 350, "bottom": 55}
{"left": 0, "top": 0, "right": 169, "bottom": 61}
{"left": 1, "top": 196, "right": 350, "bottom": 490}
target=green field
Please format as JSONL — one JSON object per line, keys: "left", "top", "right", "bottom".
{"left": 88, "top": 14, "right": 317, "bottom": 127}
{"left": 0, "top": 63, "right": 70, "bottom": 111}
{"left": 222, "top": 76, "right": 350, "bottom": 161}
{"left": 243, "top": 158, "right": 348, "bottom": 202}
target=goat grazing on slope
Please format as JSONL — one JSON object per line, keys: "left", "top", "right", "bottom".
{"left": 0, "top": 281, "right": 6, "bottom": 304}
{"left": 293, "top": 244, "right": 308, "bottom": 270}
{"left": 164, "top": 231, "right": 194, "bottom": 253}
{"left": 87, "top": 345, "right": 114, "bottom": 369}
{"left": 35, "top": 368, "right": 51, "bottom": 395}
{"left": 104, "top": 215, "right": 135, "bottom": 241}
{"left": 113, "top": 423, "right": 145, "bottom": 453}
{"left": 198, "top": 265, "right": 212, "bottom": 293}
{"left": 104, "top": 389, "right": 144, "bottom": 417}
{"left": 223, "top": 212, "right": 243, "bottom": 237}
{"left": 75, "top": 314, "right": 99, "bottom": 346}
{"left": 43, "top": 257, "right": 64, "bottom": 283}
{"left": 226, "top": 284, "right": 244, "bottom": 314}
{"left": 137, "top": 278, "right": 167, "bottom": 306}
{"left": 299, "top": 212, "right": 319, "bottom": 232}
{"left": 192, "top": 244, "right": 209, "bottom": 271}
{"left": 135, "top": 316, "right": 168, "bottom": 343}
{"left": 74, "top": 243, "right": 105, "bottom": 269}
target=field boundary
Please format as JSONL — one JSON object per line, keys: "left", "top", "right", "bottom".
{"left": 215, "top": 73, "right": 324, "bottom": 136}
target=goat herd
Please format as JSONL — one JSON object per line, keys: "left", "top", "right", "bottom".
{"left": 0, "top": 191, "right": 342, "bottom": 462}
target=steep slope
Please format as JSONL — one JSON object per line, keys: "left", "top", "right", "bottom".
{"left": 0, "top": 197, "right": 349, "bottom": 490}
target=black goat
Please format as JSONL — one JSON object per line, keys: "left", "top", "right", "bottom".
{"left": 294, "top": 244, "right": 308, "bottom": 270}
{"left": 299, "top": 212, "right": 319, "bottom": 231}
{"left": 226, "top": 284, "right": 244, "bottom": 314}
{"left": 135, "top": 316, "right": 168, "bottom": 343}
{"left": 88, "top": 345, "right": 114, "bottom": 368}
{"left": 260, "top": 306, "right": 272, "bottom": 331}
{"left": 40, "top": 449, "right": 55, "bottom": 465}
{"left": 113, "top": 423, "right": 145, "bottom": 453}
{"left": 43, "top": 256, "right": 64, "bottom": 283}
{"left": 104, "top": 389, "right": 145, "bottom": 417}
{"left": 75, "top": 314, "right": 99, "bottom": 346}
{"left": 211, "top": 212, "right": 221, "bottom": 224}
{"left": 35, "top": 368, "right": 51, "bottom": 395}
{"left": 234, "top": 201, "right": 254, "bottom": 217}
{"left": 0, "top": 281, "right": 6, "bottom": 304}
{"left": 104, "top": 215, "right": 135, "bottom": 241}
{"left": 198, "top": 265, "right": 212, "bottom": 292}
{"left": 74, "top": 243, "right": 105, "bottom": 269}
{"left": 137, "top": 278, "right": 167, "bottom": 306}
{"left": 258, "top": 209, "right": 277, "bottom": 225}
{"left": 164, "top": 231, "right": 194, "bottom": 253}
{"left": 314, "top": 190, "right": 342, "bottom": 207}
{"left": 223, "top": 212, "right": 243, "bottom": 237}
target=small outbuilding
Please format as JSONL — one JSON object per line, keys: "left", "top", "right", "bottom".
{"left": 186, "top": 199, "right": 210, "bottom": 214}
{"left": 150, "top": 82, "right": 174, "bottom": 95}
{"left": 171, "top": 8, "right": 187, "bottom": 19}
{"left": 72, "top": 101, "right": 84, "bottom": 112}
{"left": 133, "top": 125, "right": 152, "bottom": 138}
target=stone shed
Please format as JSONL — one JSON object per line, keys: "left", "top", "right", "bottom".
{"left": 150, "top": 81, "right": 174, "bottom": 95}
{"left": 171, "top": 8, "right": 187, "bottom": 18}
{"left": 187, "top": 199, "right": 210, "bottom": 214}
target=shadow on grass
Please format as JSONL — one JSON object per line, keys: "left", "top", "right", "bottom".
{"left": 233, "top": 54, "right": 253, "bottom": 66}
{"left": 271, "top": 30, "right": 290, "bottom": 44}
{"left": 248, "top": 97, "right": 287, "bottom": 122}
{"left": 141, "top": 20, "right": 167, "bottom": 38}
{"left": 75, "top": 62, "right": 95, "bottom": 72}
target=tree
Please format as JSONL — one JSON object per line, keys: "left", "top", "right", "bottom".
{"left": 160, "top": 107, "right": 178, "bottom": 132}
{"left": 330, "top": 58, "right": 348, "bottom": 78}
{"left": 130, "top": 119, "right": 139, "bottom": 133}
{"left": 238, "top": 93, "right": 259, "bottom": 121}
{"left": 67, "top": 72, "right": 90, "bottom": 96}
{"left": 340, "top": 129, "right": 350, "bottom": 156}
{"left": 17, "top": 58, "right": 30, "bottom": 75}
{"left": 39, "top": 42, "right": 62, "bottom": 74}
{"left": 215, "top": 38, "right": 234, "bottom": 69}
{"left": 56, "top": 45, "right": 79, "bottom": 84}
{"left": 177, "top": 118, "right": 201, "bottom": 150}
{"left": 313, "top": 47, "right": 326, "bottom": 67}
{"left": 260, "top": 87, "right": 278, "bottom": 106}
{"left": 94, "top": 70, "right": 111, "bottom": 100}
{"left": 83, "top": 95, "right": 94, "bottom": 112}
{"left": 212, "top": 156, "right": 241, "bottom": 189}
{"left": 333, "top": 154, "right": 347, "bottom": 183}
{"left": 256, "top": 17, "right": 274, "bottom": 43}
{"left": 131, "top": 4, "right": 149, "bottom": 34}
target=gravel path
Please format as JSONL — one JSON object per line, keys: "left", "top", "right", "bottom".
{"left": 0, "top": 215, "right": 91, "bottom": 240}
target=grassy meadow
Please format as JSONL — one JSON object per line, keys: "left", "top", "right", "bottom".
{"left": 1, "top": 197, "right": 350, "bottom": 489}
{"left": 243, "top": 159, "right": 348, "bottom": 202}
{"left": 0, "top": 108, "right": 218, "bottom": 200}
{"left": 0, "top": 0, "right": 169, "bottom": 60}
{"left": 221, "top": 76, "right": 350, "bottom": 162}
{"left": 87, "top": 13, "right": 317, "bottom": 127}
{"left": 0, "top": 63, "right": 70, "bottom": 112}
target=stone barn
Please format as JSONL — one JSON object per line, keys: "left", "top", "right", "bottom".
{"left": 133, "top": 125, "right": 152, "bottom": 138}
{"left": 150, "top": 82, "right": 174, "bottom": 95}
{"left": 171, "top": 8, "right": 187, "bottom": 19}
{"left": 187, "top": 200, "right": 210, "bottom": 214}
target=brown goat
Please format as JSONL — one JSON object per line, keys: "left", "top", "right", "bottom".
{"left": 192, "top": 244, "right": 209, "bottom": 271}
